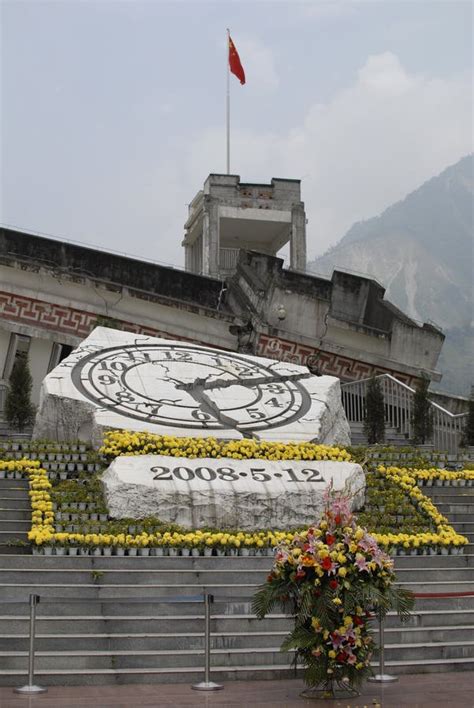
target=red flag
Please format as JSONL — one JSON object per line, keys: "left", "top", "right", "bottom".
{"left": 228, "top": 35, "right": 246, "bottom": 85}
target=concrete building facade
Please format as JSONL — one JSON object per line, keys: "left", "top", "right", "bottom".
{"left": 0, "top": 225, "right": 444, "bottom": 417}
{"left": 182, "top": 175, "right": 306, "bottom": 277}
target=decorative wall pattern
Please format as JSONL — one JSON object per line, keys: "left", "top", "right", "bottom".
{"left": 0, "top": 291, "right": 194, "bottom": 344}
{"left": 0, "top": 290, "right": 419, "bottom": 387}
{"left": 257, "top": 334, "right": 418, "bottom": 387}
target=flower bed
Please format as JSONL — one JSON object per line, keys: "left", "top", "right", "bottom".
{"left": 369, "top": 466, "right": 469, "bottom": 554}
{"left": 100, "top": 431, "right": 352, "bottom": 462}
{"left": 2, "top": 438, "right": 470, "bottom": 557}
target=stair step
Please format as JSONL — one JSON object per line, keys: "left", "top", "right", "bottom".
{"left": 0, "top": 509, "right": 30, "bottom": 520}
{"left": 0, "top": 520, "right": 31, "bottom": 529}
{"left": 3, "top": 625, "right": 474, "bottom": 653}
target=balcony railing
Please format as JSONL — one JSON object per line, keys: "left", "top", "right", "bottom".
{"left": 219, "top": 248, "right": 240, "bottom": 272}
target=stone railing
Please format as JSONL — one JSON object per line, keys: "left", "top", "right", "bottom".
{"left": 341, "top": 374, "right": 467, "bottom": 453}
{"left": 219, "top": 247, "right": 240, "bottom": 273}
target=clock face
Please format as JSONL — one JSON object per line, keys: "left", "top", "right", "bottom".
{"left": 71, "top": 342, "right": 312, "bottom": 433}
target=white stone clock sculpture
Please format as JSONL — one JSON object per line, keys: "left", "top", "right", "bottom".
{"left": 34, "top": 327, "right": 351, "bottom": 446}
{"left": 34, "top": 328, "right": 363, "bottom": 529}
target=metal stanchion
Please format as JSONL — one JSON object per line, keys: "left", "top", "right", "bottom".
{"left": 368, "top": 610, "right": 398, "bottom": 683}
{"left": 191, "top": 592, "right": 223, "bottom": 692}
{"left": 14, "top": 594, "right": 47, "bottom": 694}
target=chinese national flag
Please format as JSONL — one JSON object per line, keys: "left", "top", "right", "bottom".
{"left": 228, "top": 35, "right": 246, "bottom": 85}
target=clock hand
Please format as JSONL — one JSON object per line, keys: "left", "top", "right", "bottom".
{"left": 176, "top": 370, "right": 312, "bottom": 393}
{"left": 177, "top": 378, "right": 257, "bottom": 439}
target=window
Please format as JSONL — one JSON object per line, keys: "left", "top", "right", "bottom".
{"left": 2, "top": 334, "right": 31, "bottom": 380}
{"left": 47, "top": 343, "right": 74, "bottom": 373}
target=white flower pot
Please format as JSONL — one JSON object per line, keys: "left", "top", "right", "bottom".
{"left": 239, "top": 548, "right": 250, "bottom": 556}
{"left": 216, "top": 549, "right": 225, "bottom": 557}
{"left": 102, "top": 547, "right": 112, "bottom": 556}
{"left": 169, "top": 548, "right": 179, "bottom": 557}
{"left": 43, "top": 546, "right": 53, "bottom": 555}
{"left": 92, "top": 548, "right": 102, "bottom": 556}
{"left": 441, "top": 547, "right": 449, "bottom": 555}
{"left": 79, "top": 548, "right": 89, "bottom": 556}
{"left": 191, "top": 548, "right": 201, "bottom": 557}
{"left": 181, "top": 548, "right": 191, "bottom": 556}
{"left": 227, "top": 548, "right": 238, "bottom": 556}
{"left": 114, "top": 547, "right": 125, "bottom": 556}
{"left": 138, "top": 548, "right": 150, "bottom": 556}
{"left": 127, "top": 548, "right": 138, "bottom": 556}
{"left": 68, "top": 547, "right": 78, "bottom": 556}
{"left": 203, "top": 548, "right": 213, "bottom": 557}
{"left": 55, "top": 548, "right": 66, "bottom": 556}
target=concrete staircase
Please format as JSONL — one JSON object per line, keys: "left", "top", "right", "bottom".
{"left": 0, "top": 477, "right": 30, "bottom": 555}
{"left": 1, "top": 555, "right": 292, "bottom": 685}
{"left": 0, "top": 474, "right": 472, "bottom": 686}
{"left": 0, "top": 549, "right": 473, "bottom": 685}
{"left": 350, "top": 422, "right": 410, "bottom": 447}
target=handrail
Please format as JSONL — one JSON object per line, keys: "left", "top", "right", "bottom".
{"left": 341, "top": 373, "right": 468, "bottom": 453}
{"left": 342, "top": 373, "right": 465, "bottom": 418}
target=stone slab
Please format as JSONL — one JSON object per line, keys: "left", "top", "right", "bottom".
{"left": 101, "top": 456, "right": 365, "bottom": 530}
{"left": 33, "top": 327, "right": 351, "bottom": 446}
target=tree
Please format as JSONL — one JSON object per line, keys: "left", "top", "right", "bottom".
{"left": 461, "top": 388, "right": 474, "bottom": 447}
{"left": 363, "top": 376, "right": 385, "bottom": 444}
{"left": 5, "top": 355, "right": 36, "bottom": 431}
{"left": 412, "top": 375, "right": 433, "bottom": 444}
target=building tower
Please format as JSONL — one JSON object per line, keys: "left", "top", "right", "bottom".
{"left": 182, "top": 174, "right": 307, "bottom": 278}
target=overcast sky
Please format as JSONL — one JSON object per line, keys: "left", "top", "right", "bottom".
{"left": 1, "top": 0, "right": 472, "bottom": 270}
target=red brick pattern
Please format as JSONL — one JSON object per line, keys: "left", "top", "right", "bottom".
{"left": 257, "top": 333, "right": 417, "bottom": 386}
{"left": 0, "top": 290, "right": 417, "bottom": 386}
{"left": 0, "top": 291, "right": 193, "bottom": 343}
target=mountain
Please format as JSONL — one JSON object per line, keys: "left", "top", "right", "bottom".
{"left": 308, "top": 155, "right": 473, "bottom": 396}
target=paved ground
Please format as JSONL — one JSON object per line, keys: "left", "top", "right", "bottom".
{"left": 1, "top": 673, "right": 473, "bottom": 708}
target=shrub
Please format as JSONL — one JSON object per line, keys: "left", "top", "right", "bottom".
{"left": 363, "top": 376, "right": 385, "bottom": 444}
{"left": 412, "top": 376, "right": 433, "bottom": 444}
{"left": 461, "top": 389, "right": 474, "bottom": 447}
{"left": 5, "top": 355, "right": 36, "bottom": 431}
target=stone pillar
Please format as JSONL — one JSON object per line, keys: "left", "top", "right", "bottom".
{"left": 290, "top": 204, "right": 307, "bottom": 272}
{"left": 202, "top": 197, "right": 220, "bottom": 277}
{"left": 184, "top": 241, "right": 193, "bottom": 272}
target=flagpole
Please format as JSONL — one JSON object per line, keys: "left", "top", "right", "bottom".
{"left": 226, "top": 28, "right": 230, "bottom": 174}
